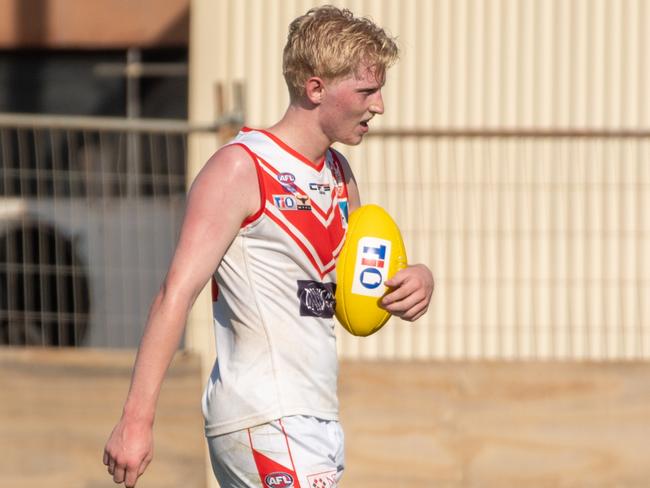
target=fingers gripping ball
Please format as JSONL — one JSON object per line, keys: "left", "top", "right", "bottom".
{"left": 335, "top": 204, "right": 407, "bottom": 336}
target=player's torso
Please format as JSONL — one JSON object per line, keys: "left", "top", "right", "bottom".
{"left": 203, "top": 128, "right": 349, "bottom": 436}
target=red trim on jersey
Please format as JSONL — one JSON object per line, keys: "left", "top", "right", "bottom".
{"left": 265, "top": 209, "right": 336, "bottom": 278}
{"left": 233, "top": 133, "right": 346, "bottom": 278}
{"left": 256, "top": 153, "right": 333, "bottom": 221}
{"left": 265, "top": 198, "right": 343, "bottom": 274}
{"left": 231, "top": 142, "right": 266, "bottom": 227}
{"left": 211, "top": 277, "right": 219, "bottom": 302}
{"left": 242, "top": 126, "right": 325, "bottom": 171}
{"left": 329, "top": 150, "right": 349, "bottom": 200}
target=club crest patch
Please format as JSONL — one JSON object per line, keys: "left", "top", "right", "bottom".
{"left": 297, "top": 281, "right": 336, "bottom": 318}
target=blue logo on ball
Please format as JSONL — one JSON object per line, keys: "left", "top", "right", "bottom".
{"left": 359, "top": 268, "right": 383, "bottom": 289}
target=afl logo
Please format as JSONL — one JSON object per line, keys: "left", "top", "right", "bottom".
{"left": 277, "top": 173, "right": 296, "bottom": 184}
{"left": 264, "top": 472, "right": 294, "bottom": 487}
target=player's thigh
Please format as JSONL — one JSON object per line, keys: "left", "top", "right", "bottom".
{"left": 207, "top": 416, "right": 344, "bottom": 488}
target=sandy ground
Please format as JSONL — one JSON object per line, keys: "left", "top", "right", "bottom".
{"left": 1, "top": 348, "right": 650, "bottom": 487}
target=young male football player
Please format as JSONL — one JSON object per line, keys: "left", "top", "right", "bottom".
{"left": 104, "top": 6, "right": 433, "bottom": 487}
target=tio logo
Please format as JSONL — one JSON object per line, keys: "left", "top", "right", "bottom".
{"left": 264, "top": 472, "right": 294, "bottom": 488}
{"left": 352, "top": 238, "right": 392, "bottom": 297}
{"left": 361, "top": 244, "right": 386, "bottom": 269}
{"left": 359, "top": 244, "right": 386, "bottom": 289}
{"left": 273, "top": 195, "right": 296, "bottom": 210}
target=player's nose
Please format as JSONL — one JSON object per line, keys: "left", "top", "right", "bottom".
{"left": 369, "top": 90, "right": 384, "bottom": 115}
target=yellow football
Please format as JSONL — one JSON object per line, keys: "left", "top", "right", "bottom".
{"left": 335, "top": 204, "right": 408, "bottom": 336}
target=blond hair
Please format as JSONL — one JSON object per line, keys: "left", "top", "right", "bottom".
{"left": 282, "top": 5, "right": 399, "bottom": 100}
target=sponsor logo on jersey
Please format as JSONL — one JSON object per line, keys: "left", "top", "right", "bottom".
{"left": 264, "top": 472, "right": 294, "bottom": 488}
{"left": 351, "top": 237, "right": 392, "bottom": 297}
{"left": 338, "top": 200, "right": 348, "bottom": 228}
{"left": 329, "top": 161, "right": 346, "bottom": 197}
{"left": 273, "top": 194, "right": 297, "bottom": 211}
{"left": 297, "top": 280, "right": 336, "bottom": 318}
{"left": 277, "top": 172, "right": 297, "bottom": 192}
{"left": 307, "top": 471, "right": 337, "bottom": 488}
{"left": 294, "top": 194, "right": 312, "bottom": 211}
{"left": 277, "top": 172, "right": 295, "bottom": 184}
{"left": 309, "top": 182, "right": 331, "bottom": 194}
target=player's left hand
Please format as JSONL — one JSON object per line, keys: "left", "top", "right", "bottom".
{"left": 381, "top": 264, "right": 434, "bottom": 321}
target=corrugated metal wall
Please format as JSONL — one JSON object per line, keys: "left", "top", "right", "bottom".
{"left": 200, "top": 0, "right": 650, "bottom": 360}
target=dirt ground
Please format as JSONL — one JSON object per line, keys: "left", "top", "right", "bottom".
{"left": 1, "top": 348, "right": 649, "bottom": 487}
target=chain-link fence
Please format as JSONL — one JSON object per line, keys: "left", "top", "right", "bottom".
{"left": 0, "top": 114, "right": 218, "bottom": 347}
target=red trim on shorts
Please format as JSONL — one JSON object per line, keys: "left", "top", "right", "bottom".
{"left": 248, "top": 425, "right": 302, "bottom": 488}
{"left": 278, "top": 418, "right": 300, "bottom": 486}
{"left": 247, "top": 429, "right": 267, "bottom": 488}
{"left": 242, "top": 126, "right": 325, "bottom": 171}
{"left": 231, "top": 142, "right": 266, "bottom": 227}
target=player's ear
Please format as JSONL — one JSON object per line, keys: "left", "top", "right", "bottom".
{"left": 304, "top": 77, "right": 325, "bottom": 105}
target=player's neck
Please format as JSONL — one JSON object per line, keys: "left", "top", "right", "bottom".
{"left": 265, "top": 105, "right": 331, "bottom": 165}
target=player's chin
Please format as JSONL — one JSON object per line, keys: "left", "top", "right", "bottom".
{"left": 340, "top": 133, "right": 365, "bottom": 146}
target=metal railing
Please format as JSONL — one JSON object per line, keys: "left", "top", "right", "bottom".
{"left": 0, "top": 113, "right": 227, "bottom": 347}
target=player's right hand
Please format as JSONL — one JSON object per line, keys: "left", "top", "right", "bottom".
{"left": 103, "top": 417, "right": 153, "bottom": 488}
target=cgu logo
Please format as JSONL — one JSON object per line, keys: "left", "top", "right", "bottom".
{"left": 264, "top": 472, "right": 294, "bottom": 488}
{"left": 277, "top": 173, "right": 296, "bottom": 183}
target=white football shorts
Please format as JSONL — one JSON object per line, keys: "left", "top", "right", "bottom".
{"left": 206, "top": 415, "right": 344, "bottom": 488}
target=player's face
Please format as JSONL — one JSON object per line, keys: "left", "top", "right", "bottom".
{"left": 319, "top": 65, "right": 386, "bottom": 146}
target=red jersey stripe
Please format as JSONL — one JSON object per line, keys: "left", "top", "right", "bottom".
{"left": 231, "top": 142, "right": 266, "bottom": 227}
{"left": 256, "top": 153, "right": 334, "bottom": 221}
{"left": 241, "top": 127, "right": 325, "bottom": 172}
{"left": 265, "top": 208, "right": 331, "bottom": 279}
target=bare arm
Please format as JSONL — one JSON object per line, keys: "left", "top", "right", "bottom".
{"left": 103, "top": 144, "right": 259, "bottom": 488}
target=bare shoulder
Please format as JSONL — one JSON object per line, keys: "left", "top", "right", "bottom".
{"left": 188, "top": 143, "right": 260, "bottom": 218}
{"left": 198, "top": 143, "right": 257, "bottom": 182}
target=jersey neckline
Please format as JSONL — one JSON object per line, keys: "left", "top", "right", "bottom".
{"left": 241, "top": 127, "right": 326, "bottom": 172}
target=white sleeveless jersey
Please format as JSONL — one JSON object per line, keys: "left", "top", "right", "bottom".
{"left": 202, "top": 127, "right": 349, "bottom": 437}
